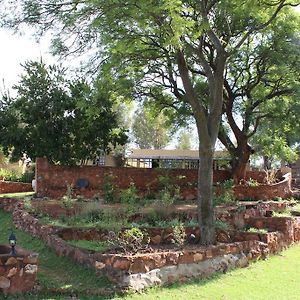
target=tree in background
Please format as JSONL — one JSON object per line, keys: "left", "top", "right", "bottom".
{"left": 132, "top": 105, "right": 171, "bottom": 149}
{"left": 218, "top": 10, "right": 300, "bottom": 181}
{"left": 2, "top": 0, "right": 298, "bottom": 244}
{"left": 176, "top": 130, "right": 193, "bottom": 150}
{"left": 0, "top": 61, "right": 128, "bottom": 164}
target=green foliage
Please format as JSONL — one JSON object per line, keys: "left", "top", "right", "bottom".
{"left": 132, "top": 105, "right": 172, "bottom": 149}
{"left": 67, "top": 240, "right": 110, "bottom": 253}
{"left": 171, "top": 223, "right": 186, "bottom": 247}
{"left": 0, "top": 167, "right": 34, "bottom": 183}
{"left": 107, "top": 227, "right": 149, "bottom": 254}
{"left": 119, "top": 182, "right": 139, "bottom": 205}
{"left": 102, "top": 173, "right": 117, "bottom": 203}
{"left": 0, "top": 61, "right": 128, "bottom": 164}
{"left": 157, "top": 174, "right": 181, "bottom": 204}
{"left": 213, "top": 180, "right": 236, "bottom": 206}
{"left": 246, "top": 227, "right": 268, "bottom": 234}
{"left": 215, "top": 220, "right": 229, "bottom": 231}
{"left": 61, "top": 184, "right": 75, "bottom": 210}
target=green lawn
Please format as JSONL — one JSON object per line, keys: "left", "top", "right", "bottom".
{"left": 0, "top": 191, "right": 35, "bottom": 198}
{"left": 1, "top": 208, "right": 300, "bottom": 300}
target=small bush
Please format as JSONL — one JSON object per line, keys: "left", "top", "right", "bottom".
{"left": 172, "top": 223, "right": 186, "bottom": 247}
{"left": 102, "top": 173, "right": 117, "bottom": 203}
{"left": 107, "top": 227, "right": 149, "bottom": 254}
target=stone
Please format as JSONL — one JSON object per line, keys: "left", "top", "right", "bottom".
{"left": 193, "top": 253, "right": 204, "bottom": 262}
{"left": 0, "top": 276, "right": 10, "bottom": 289}
{"left": 151, "top": 235, "right": 162, "bottom": 245}
{"left": 129, "top": 259, "right": 149, "bottom": 274}
{"left": 19, "top": 268, "right": 24, "bottom": 277}
{"left": 24, "top": 264, "right": 38, "bottom": 274}
{"left": 95, "top": 261, "right": 106, "bottom": 270}
{"left": 7, "top": 267, "right": 18, "bottom": 278}
{"left": 113, "top": 259, "right": 130, "bottom": 270}
{"left": 23, "top": 253, "right": 39, "bottom": 264}
{"left": 5, "top": 257, "right": 18, "bottom": 265}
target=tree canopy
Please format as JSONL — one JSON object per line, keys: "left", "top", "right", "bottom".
{"left": 0, "top": 60, "right": 128, "bottom": 164}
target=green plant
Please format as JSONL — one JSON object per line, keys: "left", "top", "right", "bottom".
{"left": 102, "top": 173, "right": 117, "bottom": 203}
{"left": 172, "top": 223, "right": 186, "bottom": 247}
{"left": 215, "top": 220, "right": 229, "bottom": 231}
{"left": 213, "top": 179, "right": 236, "bottom": 206}
{"left": 159, "top": 188, "right": 175, "bottom": 206}
{"left": 246, "top": 227, "right": 268, "bottom": 234}
{"left": 107, "top": 227, "right": 149, "bottom": 254}
{"left": 157, "top": 174, "right": 181, "bottom": 202}
{"left": 61, "top": 183, "right": 75, "bottom": 210}
{"left": 247, "top": 178, "right": 260, "bottom": 187}
{"left": 119, "top": 182, "right": 139, "bottom": 205}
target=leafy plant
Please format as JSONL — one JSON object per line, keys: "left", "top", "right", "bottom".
{"left": 119, "top": 182, "right": 139, "bottom": 205}
{"left": 246, "top": 227, "right": 268, "bottom": 234}
{"left": 172, "top": 223, "right": 186, "bottom": 247}
{"left": 102, "top": 173, "right": 117, "bottom": 203}
{"left": 213, "top": 179, "right": 236, "bottom": 206}
{"left": 61, "top": 183, "right": 75, "bottom": 210}
{"left": 215, "top": 220, "right": 229, "bottom": 231}
{"left": 107, "top": 227, "right": 149, "bottom": 254}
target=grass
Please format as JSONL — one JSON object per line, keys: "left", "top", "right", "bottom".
{"left": 0, "top": 191, "right": 35, "bottom": 198}
{"left": 113, "top": 244, "right": 300, "bottom": 300}
{"left": 1, "top": 207, "right": 300, "bottom": 299}
{"left": 0, "top": 209, "right": 113, "bottom": 299}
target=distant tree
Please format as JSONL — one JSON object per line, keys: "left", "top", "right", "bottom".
{"left": 176, "top": 130, "right": 193, "bottom": 150}
{"left": 0, "top": 61, "right": 128, "bottom": 164}
{"left": 132, "top": 106, "right": 171, "bottom": 149}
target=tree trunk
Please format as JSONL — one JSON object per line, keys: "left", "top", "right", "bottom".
{"left": 198, "top": 147, "right": 215, "bottom": 245}
{"left": 232, "top": 144, "right": 253, "bottom": 184}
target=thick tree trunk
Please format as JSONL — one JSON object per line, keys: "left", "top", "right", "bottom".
{"left": 232, "top": 144, "right": 253, "bottom": 184}
{"left": 198, "top": 147, "right": 215, "bottom": 245}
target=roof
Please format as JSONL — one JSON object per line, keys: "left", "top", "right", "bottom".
{"left": 127, "top": 149, "right": 230, "bottom": 160}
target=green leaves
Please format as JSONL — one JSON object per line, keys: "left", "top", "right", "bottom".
{"left": 0, "top": 60, "right": 128, "bottom": 164}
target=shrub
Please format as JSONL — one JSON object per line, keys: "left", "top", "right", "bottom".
{"left": 171, "top": 222, "right": 186, "bottom": 247}
{"left": 107, "top": 227, "right": 149, "bottom": 254}
{"left": 102, "top": 173, "right": 117, "bottom": 203}
{"left": 119, "top": 182, "right": 139, "bottom": 205}
{"left": 213, "top": 179, "right": 236, "bottom": 206}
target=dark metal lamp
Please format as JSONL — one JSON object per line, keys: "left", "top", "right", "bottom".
{"left": 9, "top": 232, "right": 17, "bottom": 256}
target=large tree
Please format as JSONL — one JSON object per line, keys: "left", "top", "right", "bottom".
{"left": 218, "top": 10, "right": 300, "bottom": 181}
{"left": 1, "top": 0, "right": 298, "bottom": 244}
{"left": 0, "top": 60, "right": 128, "bottom": 164}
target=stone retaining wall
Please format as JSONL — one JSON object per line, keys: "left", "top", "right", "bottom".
{"left": 7, "top": 200, "right": 299, "bottom": 289}
{"left": 0, "top": 181, "right": 32, "bottom": 194}
{"left": 234, "top": 173, "right": 292, "bottom": 200}
{"left": 0, "top": 245, "right": 38, "bottom": 294}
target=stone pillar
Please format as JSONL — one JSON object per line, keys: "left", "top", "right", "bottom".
{"left": 35, "top": 157, "right": 49, "bottom": 197}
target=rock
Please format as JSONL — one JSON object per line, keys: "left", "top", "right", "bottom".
{"left": 7, "top": 267, "right": 18, "bottom": 278}
{"left": 151, "top": 235, "right": 162, "bottom": 245}
{"left": 95, "top": 261, "right": 106, "bottom": 270}
{"left": 129, "top": 259, "right": 149, "bottom": 274}
{"left": 24, "top": 253, "right": 39, "bottom": 264}
{"left": 193, "top": 253, "right": 204, "bottom": 262}
{"left": 5, "top": 257, "right": 17, "bottom": 265}
{"left": 24, "top": 264, "right": 38, "bottom": 274}
{"left": 113, "top": 259, "right": 130, "bottom": 270}
{"left": 0, "top": 276, "right": 10, "bottom": 289}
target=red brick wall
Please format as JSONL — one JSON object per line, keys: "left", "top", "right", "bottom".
{"left": 0, "top": 181, "right": 33, "bottom": 194}
{"left": 35, "top": 158, "right": 231, "bottom": 198}
{"left": 35, "top": 158, "right": 292, "bottom": 200}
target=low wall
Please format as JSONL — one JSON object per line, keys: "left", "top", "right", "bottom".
{"left": 35, "top": 158, "right": 292, "bottom": 201}
{"left": 0, "top": 181, "right": 32, "bottom": 194}
{"left": 234, "top": 173, "right": 292, "bottom": 200}
{"left": 0, "top": 245, "right": 38, "bottom": 294}
{"left": 6, "top": 200, "right": 299, "bottom": 290}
